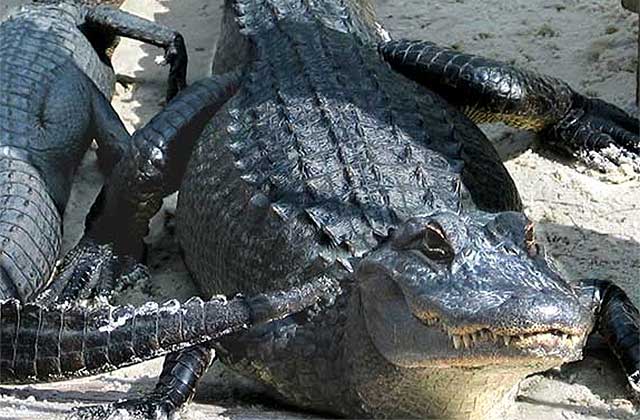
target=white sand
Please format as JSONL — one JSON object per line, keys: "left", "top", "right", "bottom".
{"left": 0, "top": 0, "right": 638, "bottom": 419}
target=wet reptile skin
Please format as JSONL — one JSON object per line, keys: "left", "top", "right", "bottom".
{"left": 0, "top": 0, "right": 190, "bottom": 303}
{"left": 378, "top": 40, "right": 575, "bottom": 132}
{"left": 0, "top": 277, "right": 329, "bottom": 383}
{"left": 18, "top": 0, "right": 631, "bottom": 418}
{"left": 0, "top": 2, "right": 120, "bottom": 301}
{"left": 175, "top": 1, "right": 544, "bottom": 418}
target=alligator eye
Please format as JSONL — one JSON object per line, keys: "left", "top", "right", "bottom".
{"left": 421, "top": 222, "right": 455, "bottom": 263}
{"left": 524, "top": 222, "right": 539, "bottom": 257}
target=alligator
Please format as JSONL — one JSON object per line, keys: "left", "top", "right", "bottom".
{"left": 7, "top": 0, "right": 640, "bottom": 419}
{"left": 0, "top": 0, "right": 193, "bottom": 305}
{"left": 0, "top": 0, "right": 330, "bottom": 388}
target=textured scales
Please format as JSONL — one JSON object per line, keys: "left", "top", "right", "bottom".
{"left": 0, "top": 3, "right": 117, "bottom": 301}
{"left": 0, "top": 278, "right": 331, "bottom": 384}
{"left": 0, "top": 0, "right": 192, "bottom": 302}
{"left": 167, "top": 1, "right": 638, "bottom": 418}
{"left": 179, "top": 7, "right": 496, "bottom": 296}
{"left": 176, "top": 1, "right": 523, "bottom": 417}
{"left": 40, "top": 0, "right": 637, "bottom": 418}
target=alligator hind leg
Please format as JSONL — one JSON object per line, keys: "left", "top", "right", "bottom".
{"left": 87, "top": 71, "right": 242, "bottom": 260}
{"left": 579, "top": 279, "right": 639, "bottom": 394}
{"left": 86, "top": 5, "right": 189, "bottom": 101}
{"left": 379, "top": 40, "right": 639, "bottom": 171}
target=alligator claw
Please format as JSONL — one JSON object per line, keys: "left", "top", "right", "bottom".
{"left": 550, "top": 96, "right": 639, "bottom": 171}
{"left": 630, "top": 370, "right": 640, "bottom": 394}
{"left": 36, "top": 239, "right": 148, "bottom": 306}
{"left": 71, "top": 398, "right": 172, "bottom": 420}
{"left": 580, "top": 143, "right": 640, "bottom": 174}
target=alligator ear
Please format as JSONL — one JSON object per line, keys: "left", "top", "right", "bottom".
{"left": 486, "top": 212, "right": 537, "bottom": 252}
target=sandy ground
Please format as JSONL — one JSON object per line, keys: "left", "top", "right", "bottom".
{"left": 0, "top": 0, "right": 639, "bottom": 419}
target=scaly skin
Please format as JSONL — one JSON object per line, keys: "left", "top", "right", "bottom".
{"left": 62, "top": 0, "right": 640, "bottom": 418}
{"left": 0, "top": 274, "right": 332, "bottom": 384}
{"left": 0, "top": 2, "right": 122, "bottom": 302}
{"left": 177, "top": 2, "right": 638, "bottom": 418}
{"left": 0, "top": 0, "right": 188, "bottom": 302}
{"left": 378, "top": 39, "right": 639, "bottom": 169}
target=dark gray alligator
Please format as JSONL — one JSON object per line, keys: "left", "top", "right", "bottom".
{"left": 0, "top": 0, "right": 193, "bottom": 304}
{"left": 0, "top": 0, "right": 334, "bottom": 385}
{"left": 15, "top": 0, "right": 640, "bottom": 419}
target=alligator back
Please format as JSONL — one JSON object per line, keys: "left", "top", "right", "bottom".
{"left": 176, "top": 2, "right": 524, "bottom": 414}
{"left": 178, "top": 8, "right": 470, "bottom": 298}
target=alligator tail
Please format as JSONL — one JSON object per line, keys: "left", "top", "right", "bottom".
{"left": 0, "top": 157, "right": 61, "bottom": 301}
{"left": 0, "top": 279, "right": 324, "bottom": 384}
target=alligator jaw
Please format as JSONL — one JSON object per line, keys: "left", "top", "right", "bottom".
{"left": 360, "top": 266, "right": 587, "bottom": 369}
{"left": 418, "top": 316, "right": 585, "bottom": 352}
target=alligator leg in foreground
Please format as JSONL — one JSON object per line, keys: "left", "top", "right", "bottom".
{"left": 73, "top": 344, "right": 216, "bottom": 419}
{"left": 379, "top": 40, "right": 640, "bottom": 171}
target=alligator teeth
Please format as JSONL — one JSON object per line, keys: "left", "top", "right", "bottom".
{"left": 445, "top": 328, "right": 580, "bottom": 350}
{"left": 462, "top": 334, "right": 472, "bottom": 348}
{"left": 452, "top": 335, "right": 462, "bottom": 350}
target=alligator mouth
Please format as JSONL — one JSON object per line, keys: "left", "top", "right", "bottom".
{"left": 360, "top": 269, "right": 588, "bottom": 368}
{"left": 417, "top": 316, "right": 584, "bottom": 351}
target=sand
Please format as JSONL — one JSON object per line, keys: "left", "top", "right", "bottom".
{"left": 0, "top": 0, "right": 638, "bottom": 419}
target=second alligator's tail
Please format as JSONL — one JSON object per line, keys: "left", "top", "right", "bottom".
{"left": 0, "top": 278, "right": 328, "bottom": 384}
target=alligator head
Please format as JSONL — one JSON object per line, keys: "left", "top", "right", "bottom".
{"left": 354, "top": 211, "right": 594, "bottom": 418}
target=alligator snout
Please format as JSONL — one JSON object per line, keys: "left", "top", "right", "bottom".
{"left": 357, "top": 213, "right": 595, "bottom": 366}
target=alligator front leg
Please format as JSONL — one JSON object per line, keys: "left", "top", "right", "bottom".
{"left": 379, "top": 40, "right": 639, "bottom": 171}
{"left": 86, "top": 5, "right": 188, "bottom": 101}
{"left": 579, "top": 279, "right": 639, "bottom": 394}
{"left": 87, "top": 71, "right": 242, "bottom": 260}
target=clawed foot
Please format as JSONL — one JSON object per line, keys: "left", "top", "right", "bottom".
{"left": 71, "top": 397, "right": 174, "bottom": 420}
{"left": 580, "top": 144, "right": 640, "bottom": 174}
{"left": 630, "top": 370, "right": 640, "bottom": 395}
{"left": 36, "top": 238, "right": 149, "bottom": 306}
{"left": 550, "top": 95, "right": 639, "bottom": 172}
